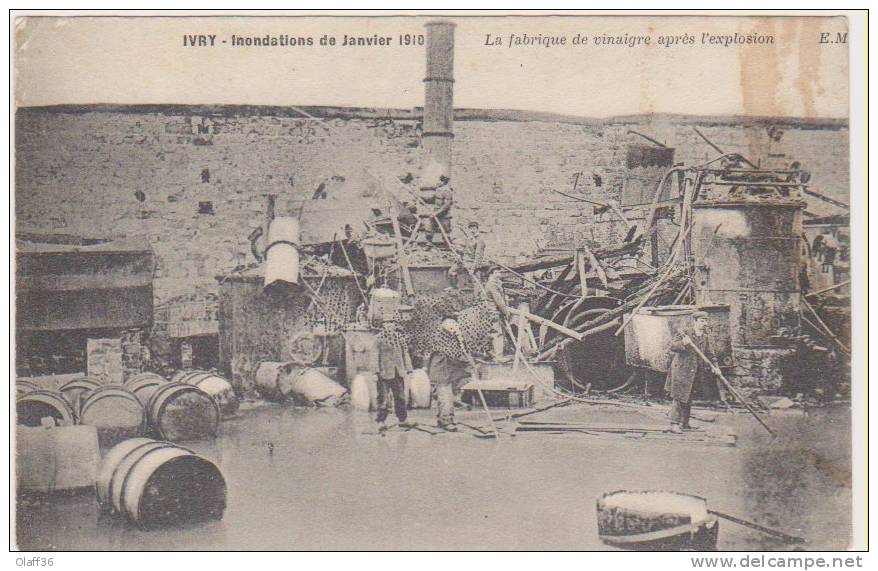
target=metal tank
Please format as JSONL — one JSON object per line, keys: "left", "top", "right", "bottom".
{"left": 691, "top": 199, "right": 805, "bottom": 388}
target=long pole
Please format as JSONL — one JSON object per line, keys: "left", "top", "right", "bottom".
{"left": 708, "top": 510, "right": 805, "bottom": 544}
{"left": 453, "top": 332, "right": 501, "bottom": 439}
{"left": 802, "top": 298, "right": 850, "bottom": 354}
{"left": 685, "top": 339, "right": 776, "bottom": 437}
{"left": 805, "top": 280, "right": 850, "bottom": 298}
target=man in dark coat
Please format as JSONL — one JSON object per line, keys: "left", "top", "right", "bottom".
{"left": 428, "top": 317, "right": 472, "bottom": 432}
{"left": 665, "top": 311, "right": 723, "bottom": 433}
{"left": 375, "top": 317, "right": 416, "bottom": 430}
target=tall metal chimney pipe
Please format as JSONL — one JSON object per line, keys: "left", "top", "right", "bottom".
{"left": 423, "top": 21, "right": 455, "bottom": 182}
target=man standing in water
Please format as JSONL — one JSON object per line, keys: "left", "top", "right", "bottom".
{"left": 375, "top": 315, "right": 417, "bottom": 431}
{"left": 428, "top": 316, "right": 471, "bottom": 432}
{"left": 665, "top": 310, "right": 722, "bottom": 434}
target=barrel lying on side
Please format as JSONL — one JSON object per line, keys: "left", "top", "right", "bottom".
{"left": 96, "top": 438, "right": 227, "bottom": 528}
{"left": 17, "top": 390, "right": 76, "bottom": 427}
{"left": 79, "top": 385, "right": 146, "bottom": 448}
{"left": 170, "top": 369, "right": 208, "bottom": 384}
{"left": 124, "top": 374, "right": 168, "bottom": 407}
{"left": 147, "top": 382, "right": 220, "bottom": 442}
{"left": 180, "top": 371, "right": 239, "bottom": 417}
{"left": 59, "top": 376, "right": 103, "bottom": 419}
{"left": 254, "top": 362, "right": 347, "bottom": 405}
{"left": 126, "top": 372, "right": 168, "bottom": 386}
{"left": 16, "top": 379, "right": 40, "bottom": 396}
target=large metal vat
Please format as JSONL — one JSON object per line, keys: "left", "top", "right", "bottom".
{"left": 624, "top": 304, "right": 733, "bottom": 372}
{"left": 691, "top": 200, "right": 804, "bottom": 348}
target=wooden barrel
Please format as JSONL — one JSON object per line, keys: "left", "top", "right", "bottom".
{"left": 96, "top": 437, "right": 226, "bottom": 528}
{"left": 59, "top": 376, "right": 104, "bottom": 419}
{"left": 289, "top": 367, "right": 347, "bottom": 404}
{"left": 126, "top": 377, "right": 167, "bottom": 407}
{"left": 405, "top": 369, "right": 432, "bottom": 409}
{"left": 147, "top": 382, "right": 220, "bottom": 442}
{"left": 597, "top": 490, "right": 719, "bottom": 551}
{"left": 17, "top": 390, "right": 76, "bottom": 427}
{"left": 125, "top": 372, "right": 167, "bottom": 386}
{"left": 16, "top": 379, "right": 40, "bottom": 396}
{"left": 254, "top": 362, "right": 292, "bottom": 401}
{"left": 182, "top": 372, "right": 239, "bottom": 416}
{"left": 170, "top": 369, "right": 209, "bottom": 384}
{"left": 79, "top": 385, "right": 146, "bottom": 448}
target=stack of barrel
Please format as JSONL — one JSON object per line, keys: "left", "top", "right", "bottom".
{"left": 16, "top": 369, "right": 237, "bottom": 446}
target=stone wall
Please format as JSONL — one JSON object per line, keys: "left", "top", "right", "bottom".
{"left": 15, "top": 106, "right": 849, "bottom": 335}
{"left": 86, "top": 337, "right": 123, "bottom": 384}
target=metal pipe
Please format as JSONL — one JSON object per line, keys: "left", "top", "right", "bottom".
{"left": 423, "top": 21, "right": 455, "bottom": 180}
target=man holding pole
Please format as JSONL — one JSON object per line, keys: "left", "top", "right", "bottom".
{"left": 428, "top": 316, "right": 472, "bottom": 432}
{"left": 665, "top": 310, "right": 723, "bottom": 434}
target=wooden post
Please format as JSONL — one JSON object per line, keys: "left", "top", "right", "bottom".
{"left": 576, "top": 249, "right": 588, "bottom": 298}
{"left": 582, "top": 243, "right": 608, "bottom": 289}
{"left": 513, "top": 302, "right": 529, "bottom": 371}
{"left": 265, "top": 194, "right": 277, "bottom": 230}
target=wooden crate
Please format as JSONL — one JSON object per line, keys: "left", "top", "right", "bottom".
{"left": 460, "top": 379, "right": 534, "bottom": 408}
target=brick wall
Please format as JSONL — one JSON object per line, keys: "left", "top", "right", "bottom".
{"left": 15, "top": 106, "right": 848, "bottom": 333}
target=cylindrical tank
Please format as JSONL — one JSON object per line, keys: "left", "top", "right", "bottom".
{"left": 368, "top": 288, "right": 401, "bottom": 324}
{"left": 264, "top": 216, "right": 300, "bottom": 288}
{"left": 343, "top": 328, "right": 379, "bottom": 382}
{"left": 96, "top": 438, "right": 226, "bottom": 528}
{"left": 254, "top": 362, "right": 347, "bottom": 404}
{"left": 624, "top": 304, "right": 733, "bottom": 372}
{"left": 254, "top": 361, "right": 291, "bottom": 401}
{"left": 182, "top": 371, "right": 239, "bottom": 416}
{"left": 350, "top": 372, "right": 377, "bottom": 411}
{"left": 79, "top": 385, "right": 146, "bottom": 448}
{"left": 405, "top": 369, "right": 432, "bottom": 409}
{"left": 147, "top": 382, "right": 220, "bottom": 442}
{"left": 17, "top": 390, "right": 76, "bottom": 427}
{"left": 597, "top": 490, "right": 719, "bottom": 551}
{"left": 289, "top": 368, "right": 347, "bottom": 404}
{"left": 692, "top": 200, "right": 804, "bottom": 347}
{"left": 423, "top": 21, "right": 455, "bottom": 180}
{"left": 692, "top": 199, "right": 804, "bottom": 389}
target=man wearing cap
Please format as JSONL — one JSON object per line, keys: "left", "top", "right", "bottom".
{"left": 665, "top": 310, "right": 722, "bottom": 434}
{"left": 375, "top": 316, "right": 416, "bottom": 430}
{"left": 428, "top": 316, "right": 472, "bottom": 432}
{"left": 481, "top": 267, "right": 510, "bottom": 361}
{"left": 463, "top": 221, "right": 486, "bottom": 273}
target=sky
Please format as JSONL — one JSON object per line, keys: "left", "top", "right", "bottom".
{"left": 13, "top": 15, "right": 849, "bottom": 118}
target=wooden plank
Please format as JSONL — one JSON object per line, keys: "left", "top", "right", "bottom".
{"left": 576, "top": 250, "right": 588, "bottom": 297}
{"left": 506, "top": 307, "right": 584, "bottom": 342}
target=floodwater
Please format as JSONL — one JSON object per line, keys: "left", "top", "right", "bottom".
{"left": 15, "top": 401, "right": 851, "bottom": 551}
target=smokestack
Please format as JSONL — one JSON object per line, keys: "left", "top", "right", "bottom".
{"left": 423, "top": 20, "right": 455, "bottom": 182}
